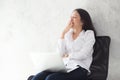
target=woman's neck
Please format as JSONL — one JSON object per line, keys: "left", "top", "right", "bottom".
{"left": 73, "top": 25, "right": 82, "bottom": 34}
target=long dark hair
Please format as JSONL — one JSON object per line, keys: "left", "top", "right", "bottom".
{"left": 74, "top": 8, "right": 96, "bottom": 36}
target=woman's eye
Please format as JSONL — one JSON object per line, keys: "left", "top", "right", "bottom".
{"left": 73, "top": 16, "right": 77, "bottom": 18}
{"left": 71, "top": 16, "right": 77, "bottom": 19}
{"left": 73, "top": 17, "right": 77, "bottom": 19}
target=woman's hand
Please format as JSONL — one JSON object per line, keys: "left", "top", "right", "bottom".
{"left": 61, "top": 19, "right": 74, "bottom": 39}
{"left": 62, "top": 54, "right": 69, "bottom": 58}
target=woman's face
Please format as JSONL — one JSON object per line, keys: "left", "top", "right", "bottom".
{"left": 71, "top": 10, "right": 83, "bottom": 28}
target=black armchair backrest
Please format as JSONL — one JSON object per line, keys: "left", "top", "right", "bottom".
{"left": 88, "top": 36, "right": 111, "bottom": 80}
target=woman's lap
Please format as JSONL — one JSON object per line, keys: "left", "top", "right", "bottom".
{"left": 31, "top": 67, "right": 88, "bottom": 80}
{"left": 31, "top": 70, "right": 53, "bottom": 80}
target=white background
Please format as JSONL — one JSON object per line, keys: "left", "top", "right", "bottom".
{"left": 0, "top": 0, "right": 120, "bottom": 80}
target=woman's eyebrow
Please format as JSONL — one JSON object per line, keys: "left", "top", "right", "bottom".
{"left": 71, "top": 15, "right": 77, "bottom": 17}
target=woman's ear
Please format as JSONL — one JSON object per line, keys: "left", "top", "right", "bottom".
{"left": 81, "top": 20, "right": 84, "bottom": 26}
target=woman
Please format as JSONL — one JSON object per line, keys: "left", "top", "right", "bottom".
{"left": 28, "top": 8, "right": 96, "bottom": 80}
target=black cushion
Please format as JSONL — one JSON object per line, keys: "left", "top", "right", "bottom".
{"left": 88, "top": 36, "right": 111, "bottom": 80}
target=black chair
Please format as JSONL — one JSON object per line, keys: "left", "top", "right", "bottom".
{"left": 28, "top": 36, "right": 111, "bottom": 80}
{"left": 88, "top": 36, "right": 111, "bottom": 80}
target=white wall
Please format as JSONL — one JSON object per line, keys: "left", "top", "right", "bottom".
{"left": 0, "top": 0, "right": 120, "bottom": 80}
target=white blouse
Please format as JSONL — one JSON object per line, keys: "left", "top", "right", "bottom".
{"left": 57, "top": 28, "right": 96, "bottom": 73}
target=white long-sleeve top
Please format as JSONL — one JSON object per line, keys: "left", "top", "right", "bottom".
{"left": 57, "top": 28, "right": 96, "bottom": 73}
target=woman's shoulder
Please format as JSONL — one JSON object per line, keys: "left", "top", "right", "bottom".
{"left": 84, "top": 30, "right": 94, "bottom": 36}
{"left": 85, "top": 30, "right": 94, "bottom": 33}
{"left": 84, "top": 30, "right": 95, "bottom": 40}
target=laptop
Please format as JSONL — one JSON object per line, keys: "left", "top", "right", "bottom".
{"left": 30, "top": 52, "right": 67, "bottom": 72}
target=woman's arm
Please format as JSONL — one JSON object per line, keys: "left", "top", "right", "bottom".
{"left": 61, "top": 18, "right": 73, "bottom": 39}
{"left": 69, "top": 30, "right": 95, "bottom": 60}
{"left": 57, "top": 39, "right": 67, "bottom": 57}
{"left": 57, "top": 18, "right": 73, "bottom": 57}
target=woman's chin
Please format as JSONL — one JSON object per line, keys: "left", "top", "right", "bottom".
{"left": 73, "top": 29, "right": 77, "bottom": 33}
